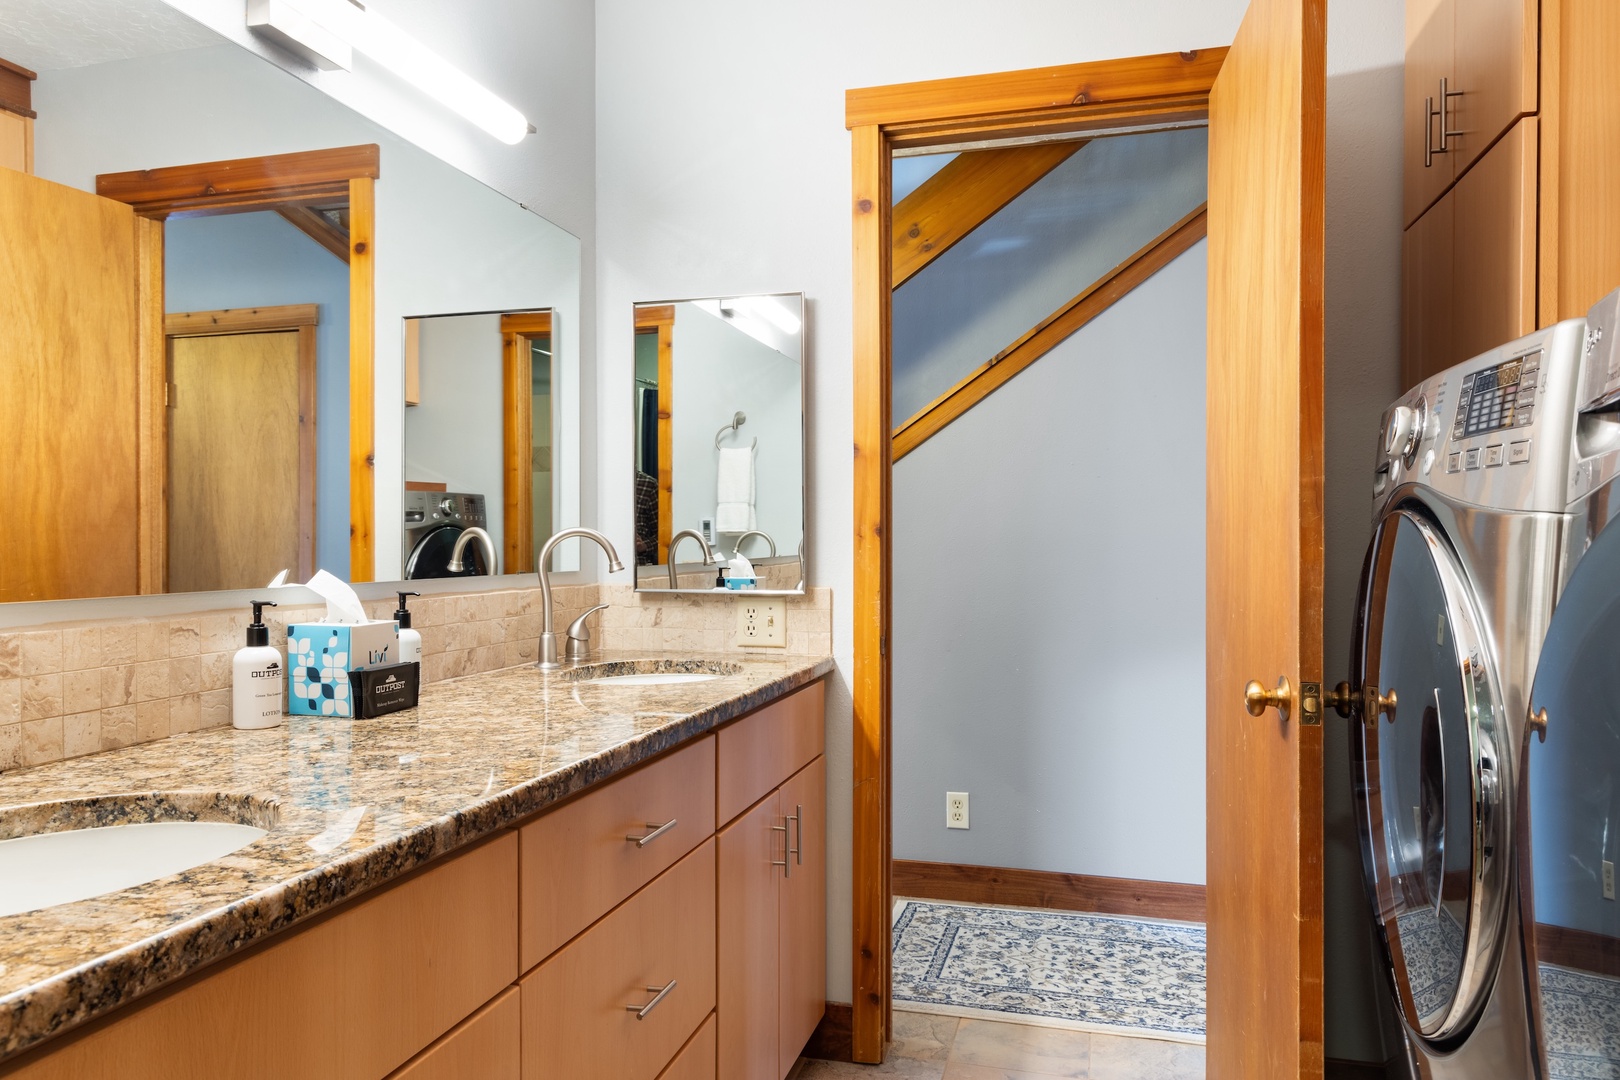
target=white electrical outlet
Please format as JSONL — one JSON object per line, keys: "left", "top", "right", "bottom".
{"left": 946, "top": 792, "right": 969, "bottom": 830}
{"left": 1605, "top": 860, "right": 1615, "bottom": 900}
{"left": 735, "top": 597, "right": 786, "bottom": 647}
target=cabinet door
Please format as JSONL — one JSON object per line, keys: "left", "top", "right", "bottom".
{"left": 717, "top": 791, "right": 783, "bottom": 1080}
{"left": 1402, "top": 194, "right": 1455, "bottom": 390}
{"left": 1451, "top": 116, "right": 1537, "bottom": 365}
{"left": 777, "top": 757, "right": 826, "bottom": 1078}
{"left": 1451, "top": 0, "right": 1536, "bottom": 181}
{"left": 1404, "top": 0, "right": 1455, "bottom": 226}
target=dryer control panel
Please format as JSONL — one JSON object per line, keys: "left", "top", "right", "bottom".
{"left": 1374, "top": 318, "right": 1585, "bottom": 517}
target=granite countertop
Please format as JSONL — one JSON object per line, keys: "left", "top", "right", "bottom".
{"left": 0, "top": 651, "right": 833, "bottom": 1062}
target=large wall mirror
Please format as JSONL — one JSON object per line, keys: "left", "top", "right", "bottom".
{"left": 633, "top": 295, "right": 806, "bottom": 595}
{"left": 0, "top": 0, "right": 581, "bottom": 606}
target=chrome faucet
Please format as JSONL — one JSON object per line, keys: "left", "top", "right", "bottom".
{"left": 446, "top": 526, "right": 498, "bottom": 575}
{"left": 538, "top": 528, "right": 624, "bottom": 669}
{"left": 734, "top": 529, "right": 777, "bottom": 558}
{"left": 666, "top": 529, "right": 715, "bottom": 588}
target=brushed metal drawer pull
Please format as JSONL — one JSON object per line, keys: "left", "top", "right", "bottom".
{"left": 794, "top": 803, "right": 804, "bottom": 865}
{"left": 626, "top": 818, "right": 678, "bottom": 847}
{"left": 772, "top": 822, "right": 790, "bottom": 877}
{"left": 626, "top": 979, "right": 677, "bottom": 1019}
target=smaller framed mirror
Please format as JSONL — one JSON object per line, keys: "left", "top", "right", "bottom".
{"left": 633, "top": 294, "right": 805, "bottom": 594}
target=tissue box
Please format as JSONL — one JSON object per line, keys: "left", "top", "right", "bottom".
{"left": 287, "top": 621, "right": 400, "bottom": 717}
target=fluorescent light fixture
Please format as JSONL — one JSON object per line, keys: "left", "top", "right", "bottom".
{"left": 246, "top": 0, "right": 531, "bottom": 144}
{"left": 722, "top": 296, "right": 802, "bottom": 336}
{"left": 246, "top": 0, "right": 352, "bottom": 70}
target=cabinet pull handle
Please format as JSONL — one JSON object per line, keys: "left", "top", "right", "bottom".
{"left": 625, "top": 979, "right": 677, "bottom": 1019}
{"left": 626, "top": 818, "right": 677, "bottom": 847}
{"left": 1424, "top": 77, "right": 1465, "bottom": 167}
{"left": 772, "top": 822, "right": 790, "bottom": 877}
{"left": 793, "top": 803, "right": 804, "bottom": 865}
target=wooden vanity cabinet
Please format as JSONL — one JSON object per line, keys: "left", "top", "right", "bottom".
{"left": 0, "top": 676, "right": 829, "bottom": 1080}
{"left": 715, "top": 682, "right": 827, "bottom": 1080}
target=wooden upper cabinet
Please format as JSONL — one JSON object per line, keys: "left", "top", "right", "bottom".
{"left": 1403, "top": 0, "right": 1535, "bottom": 228}
{"left": 1452, "top": 0, "right": 1537, "bottom": 181}
{"left": 1405, "top": 0, "right": 1457, "bottom": 225}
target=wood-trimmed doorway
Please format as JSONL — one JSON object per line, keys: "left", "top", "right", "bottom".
{"left": 501, "top": 309, "right": 554, "bottom": 574}
{"left": 846, "top": 6, "right": 1326, "bottom": 1074}
{"left": 95, "top": 144, "right": 379, "bottom": 588}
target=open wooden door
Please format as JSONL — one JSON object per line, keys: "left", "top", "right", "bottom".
{"left": 1205, "top": 0, "right": 1325, "bottom": 1076}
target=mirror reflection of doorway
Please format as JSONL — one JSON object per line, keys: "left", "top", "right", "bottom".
{"left": 634, "top": 306, "right": 674, "bottom": 567}
{"left": 165, "top": 305, "right": 318, "bottom": 593}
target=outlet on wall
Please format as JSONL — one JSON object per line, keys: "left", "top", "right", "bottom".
{"left": 1605, "top": 860, "right": 1615, "bottom": 900}
{"left": 946, "top": 791, "right": 969, "bottom": 830}
{"left": 735, "top": 597, "right": 786, "bottom": 647}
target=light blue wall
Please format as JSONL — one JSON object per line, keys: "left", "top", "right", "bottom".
{"left": 165, "top": 211, "right": 350, "bottom": 578}
{"left": 891, "top": 241, "right": 1207, "bottom": 885}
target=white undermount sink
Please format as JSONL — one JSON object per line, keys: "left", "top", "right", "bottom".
{"left": 0, "top": 797, "right": 274, "bottom": 917}
{"left": 566, "top": 660, "right": 743, "bottom": 687}
{"left": 585, "top": 672, "right": 722, "bottom": 686}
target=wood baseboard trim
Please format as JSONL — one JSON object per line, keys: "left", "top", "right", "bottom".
{"left": 800, "top": 1001, "right": 853, "bottom": 1062}
{"left": 1536, "top": 922, "right": 1620, "bottom": 979}
{"left": 893, "top": 860, "right": 1206, "bottom": 922}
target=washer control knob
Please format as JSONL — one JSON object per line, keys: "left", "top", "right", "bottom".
{"left": 1385, "top": 405, "right": 1419, "bottom": 462}
{"left": 439, "top": 497, "right": 457, "bottom": 516}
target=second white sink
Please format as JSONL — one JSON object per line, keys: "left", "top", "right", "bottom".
{"left": 0, "top": 820, "right": 268, "bottom": 917}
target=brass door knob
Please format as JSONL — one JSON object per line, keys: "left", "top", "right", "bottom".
{"left": 1529, "top": 706, "right": 1549, "bottom": 743}
{"left": 1324, "top": 681, "right": 1357, "bottom": 719}
{"left": 1244, "top": 676, "right": 1293, "bottom": 720}
{"left": 1366, "top": 687, "right": 1398, "bottom": 723}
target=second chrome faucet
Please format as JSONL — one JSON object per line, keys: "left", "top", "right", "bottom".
{"left": 537, "top": 528, "right": 624, "bottom": 669}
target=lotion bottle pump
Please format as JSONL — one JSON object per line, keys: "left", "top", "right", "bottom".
{"left": 232, "top": 600, "right": 284, "bottom": 730}
{"left": 395, "top": 591, "right": 422, "bottom": 664}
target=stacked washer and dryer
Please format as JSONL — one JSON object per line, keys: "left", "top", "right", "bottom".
{"left": 1352, "top": 292, "right": 1620, "bottom": 1078}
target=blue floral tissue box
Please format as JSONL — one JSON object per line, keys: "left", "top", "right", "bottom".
{"left": 287, "top": 621, "right": 399, "bottom": 717}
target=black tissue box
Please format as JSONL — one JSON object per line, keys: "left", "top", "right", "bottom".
{"left": 347, "top": 661, "right": 420, "bottom": 718}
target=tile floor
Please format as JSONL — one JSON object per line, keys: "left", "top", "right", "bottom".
{"left": 791, "top": 1009, "right": 1205, "bottom": 1079}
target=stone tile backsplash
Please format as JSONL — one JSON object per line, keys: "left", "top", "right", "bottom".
{"left": 0, "top": 584, "right": 831, "bottom": 773}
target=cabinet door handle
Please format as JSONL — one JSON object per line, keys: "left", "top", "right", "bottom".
{"left": 793, "top": 803, "right": 804, "bottom": 865}
{"left": 772, "top": 822, "right": 790, "bottom": 877}
{"left": 626, "top": 818, "right": 677, "bottom": 847}
{"left": 625, "top": 979, "right": 677, "bottom": 1019}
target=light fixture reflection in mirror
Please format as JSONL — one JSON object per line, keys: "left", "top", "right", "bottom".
{"left": 632, "top": 294, "right": 806, "bottom": 595}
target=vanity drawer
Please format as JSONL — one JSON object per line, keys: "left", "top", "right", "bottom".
{"left": 388, "top": 987, "right": 519, "bottom": 1080}
{"left": 520, "top": 734, "right": 715, "bottom": 969}
{"left": 656, "top": 1013, "right": 716, "bottom": 1080}
{"left": 717, "top": 680, "right": 824, "bottom": 825}
{"left": 520, "top": 838, "right": 717, "bottom": 1080}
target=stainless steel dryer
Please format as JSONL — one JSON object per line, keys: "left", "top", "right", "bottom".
{"left": 402, "top": 491, "right": 491, "bottom": 579}
{"left": 1351, "top": 319, "right": 1586, "bottom": 1078}
{"left": 1518, "top": 287, "right": 1620, "bottom": 1080}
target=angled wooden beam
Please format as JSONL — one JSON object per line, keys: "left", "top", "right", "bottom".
{"left": 276, "top": 206, "right": 351, "bottom": 263}
{"left": 892, "top": 141, "right": 1083, "bottom": 288}
{"left": 892, "top": 203, "right": 1208, "bottom": 461}
{"left": 846, "top": 48, "right": 1228, "bottom": 130}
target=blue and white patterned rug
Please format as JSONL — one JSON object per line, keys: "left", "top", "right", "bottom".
{"left": 1542, "top": 964, "right": 1620, "bottom": 1080}
{"left": 892, "top": 898, "right": 1206, "bottom": 1043}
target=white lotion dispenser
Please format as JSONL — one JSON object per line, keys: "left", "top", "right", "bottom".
{"left": 394, "top": 591, "right": 422, "bottom": 664}
{"left": 233, "top": 600, "right": 284, "bottom": 730}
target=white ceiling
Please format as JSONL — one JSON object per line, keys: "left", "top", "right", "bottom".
{"left": 0, "top": 0, "right": 223, "bottom": 73}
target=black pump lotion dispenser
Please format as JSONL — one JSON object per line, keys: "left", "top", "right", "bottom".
{"left": 233, "top": 600, "right": 283, "bottom": 730}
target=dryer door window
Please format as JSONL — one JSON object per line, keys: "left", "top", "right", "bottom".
{"left": 1523, "top": 513, "right": 1620, "bottom": 1078}
{"left": 1354, "top": 508, "right": 1511, "bottom": 1042}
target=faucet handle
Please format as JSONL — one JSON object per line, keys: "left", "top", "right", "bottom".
{"left": 564, "top": 604, "right": 611, "bottom": 661}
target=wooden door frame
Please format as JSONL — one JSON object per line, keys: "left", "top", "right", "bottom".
{"left": 165, "top": 304, "right": 320, "bottom": 585}
{"left": 500, "top": 310, "right": 554, "bottom": 574}
{"left": 635, "top": 305, "right": 676, "bottom": 565}
{"left": 96, "top": 144, "right": 380, "bottom": 588}
{"left": 845, "top": 50, "right": 1227, "bottom": 1064}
